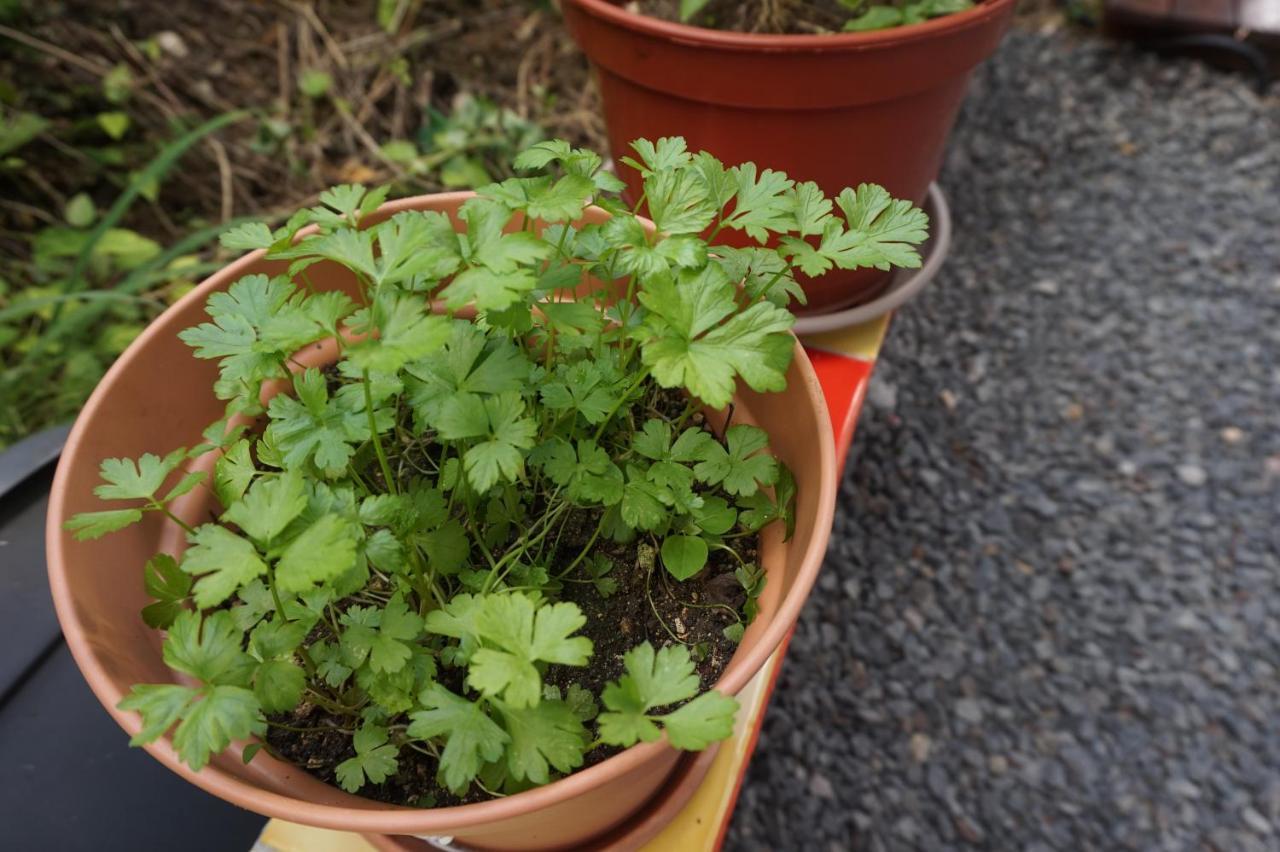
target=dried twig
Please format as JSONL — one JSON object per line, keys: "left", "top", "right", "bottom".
{"left": 0, "top": 22, "right": 112, "bottom": 78}
{"left": 209, "top": 138, "right": 234, "bottom": 223}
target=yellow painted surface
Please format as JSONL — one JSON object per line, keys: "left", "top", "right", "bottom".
{"left": 256, "top": 819, "right": 378, "bottom": 852}
{"left": 798, "top": 315, "right": 890, "bottom": 361}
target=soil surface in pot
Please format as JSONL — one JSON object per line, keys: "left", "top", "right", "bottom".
{"left": 638, "top": 0, "right": 976, "bottom": 33}
{"left": 265, "top": 533, "right": 750, "bottom": 806}
{"left": 265, "top": 391, "right": 759, "bottom": 808}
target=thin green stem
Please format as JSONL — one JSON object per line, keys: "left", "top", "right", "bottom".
{"left": 593, "top": 371, "right": 649, "bottom": 442}
{"left": 363, "top": 370, "right": 397, "bottom": 495}
{"left": 555, "top": 512, "right": 607, "bottom": 579}
{"left": 264, "top": 563, "right": 291, "bottom": 623}
{"left": 152, "top": 502, "right": 197, "bottom": 536}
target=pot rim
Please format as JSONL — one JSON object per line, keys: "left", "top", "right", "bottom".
{"left": 562, "top": 0, "right": 1017, "bottom": 51}
{"left": 46, "top": 191, "right": 837, "bottom": 834}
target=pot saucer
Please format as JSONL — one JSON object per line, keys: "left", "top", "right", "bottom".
{"left": 362, "top": 744, "right": 721, "bottom": 852}
{"left": 791, "top": 182, "right": 952, "bottom": 336}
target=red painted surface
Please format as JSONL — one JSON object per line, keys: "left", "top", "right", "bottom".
{"left": 805, "top": 347, "right": 876, "bottom": 471}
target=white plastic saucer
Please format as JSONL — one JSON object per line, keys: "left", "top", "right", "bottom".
{"left": 792, "top": 182, "right": 952, "bottom": 335}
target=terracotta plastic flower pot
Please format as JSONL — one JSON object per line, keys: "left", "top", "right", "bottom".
{"left": 560, "top": 0, "right": 1016, "bottom": 314}
{"left": 46, "top": 193, "right": 838, "bottom": 850}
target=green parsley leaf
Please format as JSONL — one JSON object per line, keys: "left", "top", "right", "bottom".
{"left": 495, "top": 698, "right": 588, "bottom": 785}
{"left": 408, "top": 684, "right": 510, "bottom": 794}
{"left": 598, "top": 642, "right": 737, "bottom": 750}
{"left": 162, "top": 610, "right": 255, "bottom": 687}
{"left": 172, "top": 685, "right": 266, "bottom": 771}
{"left": 141, "top": 553, "right": 191, "bottom": 629}
{"left": 253, "top": 659, "right": 305, "bottom": 713}
{"left": 465, "top": 593, "right": 592, "bottom": 708}
{"left": 460, "top": 392, "right": 537, "bottom": 493}
{"left": 658, "top": 690, "right": 738, "bottom": 749}
{"left": 275, "top": 514, "right": 359, "bottom": 595}
{"left": 64, "top": 508, "right": 144, "bottom": 540}
{"left": 345, "top": 293, "right": 450, "bottom": 373}
{"left": 181, "top": 525, "right": 268, "bottom": 609}
{"left": 336, "top": 724, "right": 400, "bottom": 793}
{"left": 722, "top": 164, "right": 796, "bottom": 243}
{"left": 93, "top": 449, "right": 185, "bottom": 501}
{"left": 221, "top": 469, "right": 307, "bottom": 544}
{"left": 213, "top": 439, "right": 257, "bottom": 508}
{"left": 692, "top": 424, "right": 779, "bottom": 497}
{"left": 118, "top": 683, "right": 199, "bottom": 746}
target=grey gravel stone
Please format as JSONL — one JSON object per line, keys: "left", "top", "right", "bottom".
{"left": 727, "top": 24, "right": 1280, "bottom": 852}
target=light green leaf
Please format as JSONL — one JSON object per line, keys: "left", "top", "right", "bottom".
{"left": 496, "top": 699, "right": 588, "bottom": 784}
{"left": 253, "top": 659, "right": 305, "bottom": 713}
{"left": 408, "top": 684, "right": 510, "bottom": 794}
{"left": 141, "top": 553, "right": 191, "bottom": 629}
{"left": 221, "top": 469, "right": 307, "bottom": 544}
{"left": 64, "top": 508, "right": 144, "bottom": 540}
{"left": 661, "top": 535, "right": 709, "bottom": 581}
{"left": 172, "top": 685, "right": 265, "bottom": 771}
{"left": 275, "top": 514, "right": 359, "bottom": 594}
{"left": 93, "top": 450, "right": 185, "bottom": 501}
{"left": 659, "top": 690, "right": 738, "bottom": 749}
{"left": 162, "top": 610, "right": 255, "bottom": 686}
{"left": 118, "top": 683, "right": 199, "bottom": 746}
{"left": 182, "top": 525, "right": 268, "bottom": 609}
{"left": 335, "top": 724, "right": 400, "bottom": 792}
{"left": 64, "top": 192, "right": 96, "bottom": 228}
{"left": 97, "top": 110, "right": 131, "bottom": 140}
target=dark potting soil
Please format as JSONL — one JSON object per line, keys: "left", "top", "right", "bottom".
{"left": 638, "top": 0, "right": 982, "bottom": 33}
{"left": 264, "top": 524, "right": 754, "bottom": 807}
{"left": 638, "top": 0, "right": 854, "bottom": 33}
{"left": 264, "top": 387, "right": 760, "bottom": 807}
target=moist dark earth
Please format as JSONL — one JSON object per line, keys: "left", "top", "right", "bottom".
{"left": 268, "top": 387, "right": 758, "bottom": 807}
{"left": 726, "top": 28, "right": 1280, "bottom": 852}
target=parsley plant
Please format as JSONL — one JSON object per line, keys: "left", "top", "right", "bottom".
{"left": 70, "top": 136, "right": 926, "bottom": 799}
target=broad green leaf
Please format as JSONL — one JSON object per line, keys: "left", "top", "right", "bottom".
{"left": 219, "top": 222, "right": 274, "bottom": 251}
{"left": 182, "top": 525, "right": 268, "bottom": 609}
{"left": 118, "top": 683, "right": 199, "bottom": 745}
{"left": 253, "top": 659, "right": 305, "bottom": 713}
{"left": 172, "top": 685, "right": 265, "bottom": 771}
{"left": 465, "top": 594, "right": 592, "bottom": 708}
{"left": 722, "top": 164, "right": 795, "bottom": 243}
{"left": 659, "top": 690, "right": 738, "bottom": 749}
{"left": 93, "top": 450, "right": 185, "bottom": 501}
{"left": 640, "top": 299, "right": 794, "bottom": 410}
{"left": 335, "top": 725, "right": 400, "bottom": 792}
{"left": 408, "top": 684, "right": 510, "bottom": 794}
{"left": 64, "top": 508, "right": 144, "bottom": 540}
{"left": 439, "top": 266, "right": 538, "bottom": 313}
{"left": 221, "top": 469, "right": 307, "bottom": 544}
{"left": 691, "top": 424, "right": 779, "bottom": 497}
{"left": 496, "top": 699, "right": 588, "bottom": 784}
{"left": 213, "top": 439, "right": 256, "bottom": 507}
{"left": 345, "top": 294, "right": 450, "bottom": 373}
{"left": 141, "top": 553, "right": 191, "bottom": 629}
{"left": 275, "top": 514, "right": 359, "bottom": 594}
{"left": 661, "top": 535, "right": 708, "bottom": 581}
{"left": 162, "top": 610, "right": 254, "bottom": 686}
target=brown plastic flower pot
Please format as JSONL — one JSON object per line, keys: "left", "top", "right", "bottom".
{"left": 560, "top": 0, "right": 1016, "bottom": 314}
{"left": 46, "top": 193, "right": 839, "bottom": 850}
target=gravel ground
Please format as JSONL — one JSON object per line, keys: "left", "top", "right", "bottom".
{"left": 727, "top": 26, "right": 1280, "bottom": 852}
